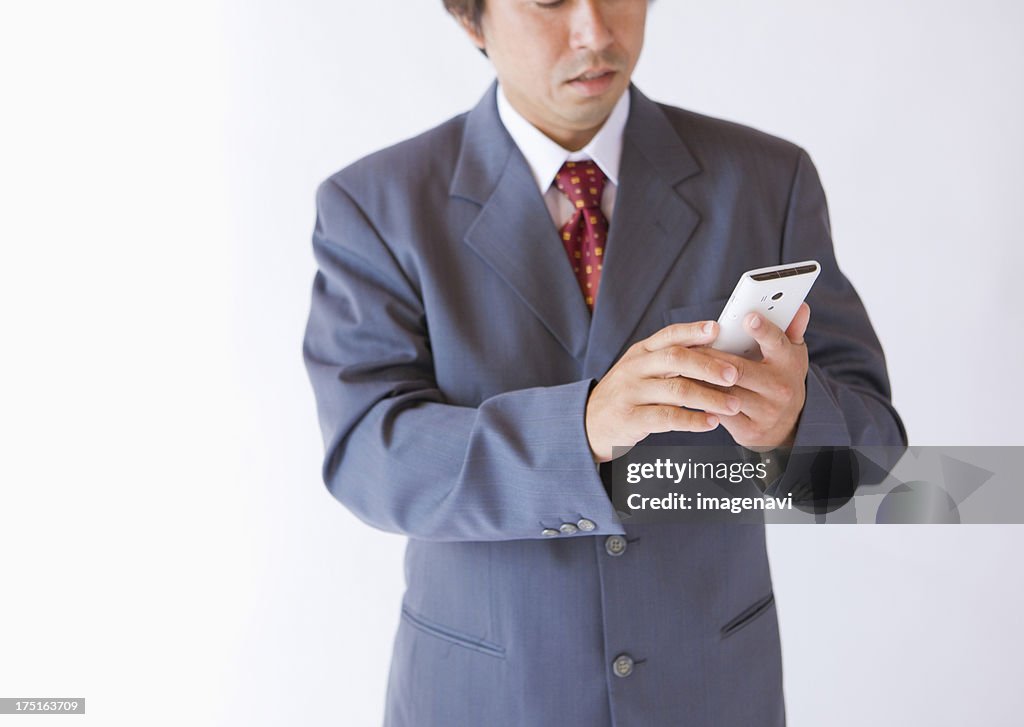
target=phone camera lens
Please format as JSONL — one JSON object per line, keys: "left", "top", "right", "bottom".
{"left": 771, "top": 292, "right": 783, "bottom": 300}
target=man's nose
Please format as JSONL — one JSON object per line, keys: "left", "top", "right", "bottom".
{"left": 569, "top": 0, "right": 614, "bottom": 52}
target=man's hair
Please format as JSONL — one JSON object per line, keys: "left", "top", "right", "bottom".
{"left": 442, "top": 0, "right": 484, "bottom": 32}
{"left": 443, "top": 0, "right": 653, "bottom": 34}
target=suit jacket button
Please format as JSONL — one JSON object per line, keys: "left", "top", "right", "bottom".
{"left": 576, "top": 518, "right": 596, "bottom": 531}
{"left": 541, "top": 528, "right": 560, "bottom": 537}
{"left": 605, "top": 535, "right": 627, "bottom": 556}
{"left": 559, "top": 522, "right": 578, "bottom": 535}
{"left": 612, "top": 654, "right": 634, "bottom": 678}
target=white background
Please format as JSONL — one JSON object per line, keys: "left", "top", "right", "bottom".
{"left": 2, "top": 1, "right": 1023, "bottom": 725}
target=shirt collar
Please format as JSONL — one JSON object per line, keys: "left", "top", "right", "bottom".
{"left": 496, "top": 82, "right": 629, "bottom": 193}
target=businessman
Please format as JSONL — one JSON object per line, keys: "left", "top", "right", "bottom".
{"left": 303, "top": 1, "right": 906, "bottom": 724}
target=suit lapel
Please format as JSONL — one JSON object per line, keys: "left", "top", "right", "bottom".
{"left": 582, "top": 86, "right": 703, "bottom": 378}
{"left": 453, "top": 83, "right": 591, "bottom": 359}
{"left": 450, "top": 82, "right": 704, "bottom": 369}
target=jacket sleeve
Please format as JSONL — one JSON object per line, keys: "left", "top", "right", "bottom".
{"left": 302, "top": 178, "right": 626, "bottom": 542}
{"left": 765, "top": 149, "right": 908, "bottom": 499}
{"left": 781, "top": 148, "right": 907, "bottom": 450}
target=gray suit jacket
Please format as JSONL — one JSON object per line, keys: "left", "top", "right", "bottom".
{"left": 303, "top": 82, "right": 905, "bottom": 726}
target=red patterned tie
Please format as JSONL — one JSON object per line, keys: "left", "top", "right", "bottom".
{"left": 555, "top": 160, "right": 608, "bottom": 312}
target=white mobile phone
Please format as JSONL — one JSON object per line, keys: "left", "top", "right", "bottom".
{"left": 712, "top": 261, "right": 820, "bottom": 359}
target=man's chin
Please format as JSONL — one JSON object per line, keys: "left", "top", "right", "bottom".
{"left": 561, "top": 85, "right": 626, "bottom": 121}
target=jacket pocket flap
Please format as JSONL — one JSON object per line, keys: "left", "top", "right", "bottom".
{"left": 401, "top": 605, "right": 506, "bottom": 658}
{"left": 720, "top": 592, "right": 776, "bottom": 638}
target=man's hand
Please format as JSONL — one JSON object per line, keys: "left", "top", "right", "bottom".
{"left": 701, "top": 303, "right": 812, "bottom": 452}
{"left": 585, "top": 320, "right": 744, "bottom": 463}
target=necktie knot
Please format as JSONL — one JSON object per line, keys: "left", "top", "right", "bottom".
{"left": 554, "top": 160, "right": 607, "bottom": 211}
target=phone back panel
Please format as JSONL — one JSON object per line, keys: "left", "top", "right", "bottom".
{"left": 714, "top": 261, "right": 820, "bottom": 359}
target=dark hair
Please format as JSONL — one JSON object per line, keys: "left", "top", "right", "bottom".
{"left": 443, "top": 0, "right": 654, "bottom": 33}
{"left": 444, "top": 0, "right": 652, "bottom": 55}
{"left": 442, "top": 0, "right": 485, "bottom": 32}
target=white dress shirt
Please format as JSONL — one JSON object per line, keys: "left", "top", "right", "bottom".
{"left": 496, "top": 83, "right": 630, "bottom": 227}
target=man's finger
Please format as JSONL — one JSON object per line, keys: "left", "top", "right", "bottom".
{"left": 636, "top": 404, "right": 721, "bottom": 434}
{"left": 642, "top": 320, "right": 719, "bottom": 353}
{"left": 744, "top": 312, "right": 790, "bottom": 359}
{"left": 699, "top": 348, "right": 780, "bottom": 395}
{"left": 786, "top": 303, "right": 811, "bottom": 345}
{"left": 636, "top": 377, "right": 742, "bottom": 416}
{"left": 635, "top": 345, "right": 739, "bottom": 386}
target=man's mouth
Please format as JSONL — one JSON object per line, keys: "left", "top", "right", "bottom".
{"left": 571, "top": 68, "right": 615, "bottom": 82}
{"left": 567, "top": 68, "right": 617, "bottom": 97}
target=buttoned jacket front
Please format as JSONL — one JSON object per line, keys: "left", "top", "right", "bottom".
{"left": 303, "top": 82, "right": 905, "bottom": 726}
